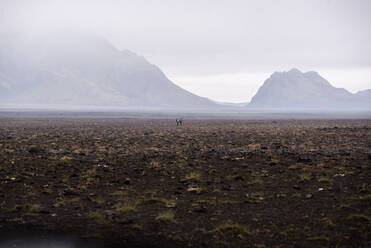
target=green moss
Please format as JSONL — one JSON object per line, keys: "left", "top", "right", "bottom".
{"left": 215, "top": 223, "right": 249, "bottom": 235}
{"left": 185, "top": 172, "right": 201, "bottom": 181}
{"left": 248, "top": 178, "right": 263, "bottom": 185}
{"left": 359, "top": 194, "right": 371, "bottom": 201}
{"left": 318, "top": 177, "right": 332, "bottom": 183}
{"left": 114, "top": 201, "right": 138, "bottom": 213}
{"left": 288, "top": 164, "right": 301, "bottom": 170}
{"left": 88, "top": 212, "right": 107, "bottom": 225}
{"left": 307, "top": 235, "right": 329, "bottom": 242}
{"left": 156, "top": 211, "right": 176, "bottom": 223}
{"left": 130, "top": 224, "right": 143, "bottom": 231}
{"left": 145, "top": 197, "right": 176, "bottom": 208}
{"left": 347, "top": 214, "right": 371, "bottom": 223}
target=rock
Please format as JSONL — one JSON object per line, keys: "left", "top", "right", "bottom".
{"left": 222, "top": 185, "right": 231, "bottom": 191}
{"left": 234, "top": 176, "right": 244, "bottom": 181}
{"left": 293, "top": 185, "right": 301, "bottom": 190}
{"left": 187, "top": 186, "right": 201, "bottom": 193}
{"left": 305, "top": 193, "right": 313, "bottom": 199}
{"left": 63, "top": 189, "right": 78, "bottom": 196}
{"left": 104, "top": 210, "right": 116, "bottom": 217}
{"left": 39, "top": 208, "right": 50, "bottom": 214}
{"left": 297, "top": 156, "right": 311, "bottom": 163}
{"left": 339, "top": 150, "right": 350, "bottom": 156}
{"left": 124, "top": 178, "right": 131, "bottom": 185}
{"left": 192, "top": 205, "right": 207, "bottom": 213}
{"left": 119, "top": 218, "right": 134, "bottom": 225}
{"left": 53, "top": 203, "right": 62, "bottom": 208}
{"left": 28, "top": 146, "right": 43, "bottom": 154}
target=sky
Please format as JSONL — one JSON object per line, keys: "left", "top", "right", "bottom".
{"left": 1, "top": 0, "right": 370, "bottom": 102}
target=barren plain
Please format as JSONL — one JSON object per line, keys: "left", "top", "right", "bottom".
{"left": 0, "top": 118, "right": 370, "bottom": 247}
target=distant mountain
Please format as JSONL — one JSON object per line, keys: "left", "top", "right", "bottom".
{"left": 212, "top": 100, "right": 249, "bottom": 107}
{"left": 0, "top": 32, "right": 216, "bottom": 109}
{"left": 355, "top": 89, "right": 371, "bottom": 98}
{"left": 248, "top": 68, "right": 370, "bottom": 110}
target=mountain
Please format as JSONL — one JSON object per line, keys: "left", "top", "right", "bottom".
{"left": 355, "top": 89, "right": 371, "bottom": 98}
{"left": 0, "top": 32, "right": 216, "bottom": 109}
{"left": 248, "top": 68, "right": 371, "bottom": 110}
{"left": 212, "top": 100, "right": 249, "bottom": 107}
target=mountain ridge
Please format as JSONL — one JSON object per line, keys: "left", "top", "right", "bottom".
{"left": 0, "top": 32, "right": 216, "bottom": 109}
{"left": 248, "top": 68, "right": 370, "bottom": 110}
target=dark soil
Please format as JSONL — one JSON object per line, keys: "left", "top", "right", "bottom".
{"left": 0, "top": 119, "right": 370, "bottom": 247}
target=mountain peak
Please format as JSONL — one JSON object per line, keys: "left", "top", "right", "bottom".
{"left": 249, "top": 69, "right": 369, "bottom": 110}
{"left": 0, "top": 32, "right": 216, "bottom": 109}
{"left": 287, "top": 68, "right": 302, "bottom": 74}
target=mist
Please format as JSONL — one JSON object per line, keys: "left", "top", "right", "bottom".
{"left": 0, "top": 0, "right": 370, "bottom": 112}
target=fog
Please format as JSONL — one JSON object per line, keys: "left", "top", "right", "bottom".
{"left": 0, "top": 0, "right": 370, "bottom": 106}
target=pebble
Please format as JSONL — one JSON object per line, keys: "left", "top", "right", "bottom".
{"left": 192, "top": 206, "right": 207, "bottom": 213}
{"left": 63, "top": 189, "right": 78, "bottom": 196}
{"left": 28, "top": 146, "right": 43, "bottom": 154}
{"left": 124, "top": 178, "right": 131, "bottom": 185}
{"left": 293, "top": 185, "right": 300, "bottom": 190}
{"left": 119, "top": 218, "right": 134, "bottom": 225}
{"left": 305, "top": 193, "right": 313, "bottom": 199}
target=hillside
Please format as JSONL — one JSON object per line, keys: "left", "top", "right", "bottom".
{"left": 0, "top": 32, "right": 216, "bottom": 109}
{"left": 248, "top": 68, "right": 370, "bottom": 110}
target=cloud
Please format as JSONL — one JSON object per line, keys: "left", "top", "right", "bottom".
{"left": 1, "top": 0, "right": 370, "bottom": 102}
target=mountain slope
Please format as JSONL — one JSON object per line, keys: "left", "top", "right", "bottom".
{"left": 248, "top": 68, "right": 370, "bottom": 110}
{"left": 0, "top": 32, "right": 216, "bottom": 109}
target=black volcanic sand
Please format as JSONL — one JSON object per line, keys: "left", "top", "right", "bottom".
{"left": 0, "top": 119, "right": 370, "bottom": 247}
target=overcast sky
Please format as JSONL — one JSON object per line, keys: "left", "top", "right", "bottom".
{"left": 1, "top": 0, "right": 370, "bottom": 102}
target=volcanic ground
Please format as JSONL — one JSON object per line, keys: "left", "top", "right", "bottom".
{"left": 0, "top": 118, "right": 370, "bottom": 247}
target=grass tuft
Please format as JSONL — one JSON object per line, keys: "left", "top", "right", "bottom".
{"left": 156, "top": 211, "right": 176, "bottom": 223}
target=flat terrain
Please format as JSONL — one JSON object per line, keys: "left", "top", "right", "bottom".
{"left": 0, "top": 119, "right": 370, "bottom": 247}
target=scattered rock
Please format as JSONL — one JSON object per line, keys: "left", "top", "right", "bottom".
{"left": 187, "top": 186, "right": 201, "bottom": 193}
{"left": 53, "top": 203, "right": 62, "bottom": 208}
{"left": 297, "top": 156, "right": 311, "bottom": 163}
{"left": 305, "top": 193, "right": 313, "bottom": 199}
{"left": 63, "top": 189, "right": 79, "bottom": 196}
{"left": 28, "top": 146, "right": 43, "bottom": 154}
{"left": 39, "top": 208, "right": 50, "bottom": 214}
{"left": 293, "top": 185, "right": 301, "bottom": 190}
{"left": 222, "top": 185, "right": 231, "bottom": 191}
{"left": 234, "top": 175, "right": 244, "bottom": 181}
{"left": 119, "top": 218, "right": 134, "bottom": 225}
{"left": 192, "top": 205, "right": 207, "bottom": 213}
{"left": 339, "top": 150, "right": 350, "bottom": 156}
{"left": 124, "top": 178, "right": 131, "bottom": 185}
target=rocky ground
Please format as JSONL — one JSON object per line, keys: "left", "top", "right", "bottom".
{"left": 0, "top": 118, "right": 370, "bottom": 247}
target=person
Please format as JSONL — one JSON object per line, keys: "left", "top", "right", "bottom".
{"left": 176, "top": 118, "right": 183, "bottom": 126}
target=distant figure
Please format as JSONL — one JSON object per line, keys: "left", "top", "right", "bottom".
{"left": 176, "top": 118, "right": 183, "bottom": 126}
